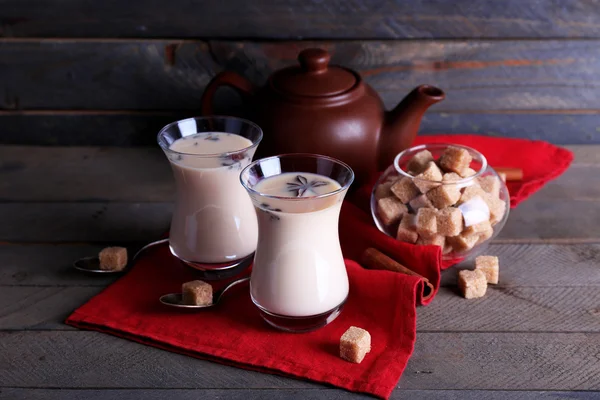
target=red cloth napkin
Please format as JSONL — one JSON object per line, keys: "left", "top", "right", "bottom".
{"left": 414, "top": 135, "right": 574, "bottom": 207}
{"left": 66, "top": 135, "right": 572, "bottom": 398}
{"left": 67, "top": 227, "right": 437, "bottom": 399}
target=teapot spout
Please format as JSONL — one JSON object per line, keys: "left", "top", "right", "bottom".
{"left": 378, "top": 85, "right": 445, "bottom": 170}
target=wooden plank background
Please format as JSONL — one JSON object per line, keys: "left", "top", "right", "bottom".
{"left": 1, "top": 1, "right": 600, "bottom": 145}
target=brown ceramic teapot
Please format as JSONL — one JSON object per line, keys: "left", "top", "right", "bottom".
{"left": 201, "top": 48, "right": 444, "bottom": 185}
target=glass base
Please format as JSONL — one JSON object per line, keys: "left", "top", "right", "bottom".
{"left": 253, "top": 298, "right": 346, "bottom": 333}
{"left": 169, "top": 245, "right": 253, "bottom": 280}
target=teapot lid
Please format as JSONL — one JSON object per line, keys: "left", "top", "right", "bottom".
{"left": 271, "top": 48, "right": 357, "bottom": 97}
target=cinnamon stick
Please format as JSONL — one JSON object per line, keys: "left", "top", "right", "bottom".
{"left": 494, "top": 167, "right": 523, "bottom": 181}
{"left": 361, "top": 248, "right": 434, "bottom": 300}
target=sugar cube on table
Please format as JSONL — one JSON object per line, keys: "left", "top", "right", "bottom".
{"left": 99, "top": 247, "right": 128, "bottom": 271}
{"left": 374, "top": 181, "right": 394, "bottom": 200}
{"left": 475, "top": 255, "right": 499, "bottom": 284}
{"left": 416, "top": 208, "right": 437, "bottom": 238}
{"left": 377, "top": 197, "right": 408, "bottom": 226}
{"left": 407, "top": 150, "right": 434, "bottom": 174}
{"left": 417, "top": 234, "right": 445, "bottom": 247}
{"left": 182, "top": 280, "right": 213, "bottom": 306}
{"left": 391, "top": 177, "right": 419, "bottom": 204}
{"left": 447, "top": 232, "right": 479, "bottom": 253}
{"left": 458, "top": 269, "right": 488, "bottom": 299}
{"left": 426, "top": 184, "right": 461, "bottom": 209}
{"left": 439, "top": 146, "right": 473, "bottom": 174}
{"left": 340, "top": 326, "right": 371, "bottom": 364}
{"left": 409, "top": 193, "right": 434, "bottom": 211}
{"left": 437, "top": 207, "right": 464, "bottom": 236}
{"left": 414, "top": 161, "right": 443, "bottom": 193}
{"left": 396, "top": 214, "right": 418, "bottom": 243}
{"left": 478, "top": 175, "right": 501, "bottom": 198}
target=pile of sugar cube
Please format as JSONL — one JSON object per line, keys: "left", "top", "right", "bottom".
{"left": 458, "top": 255, "right": 499, "bottom": 299}
{"left": 375, "top": 146, "right": 506, "bottom": 255}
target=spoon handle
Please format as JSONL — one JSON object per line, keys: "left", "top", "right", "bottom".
{"left": 215, "top": 276, "right": 251, "bottom": 301}
{"left": 132, "top": 238, "right": 169, "bottom": 263}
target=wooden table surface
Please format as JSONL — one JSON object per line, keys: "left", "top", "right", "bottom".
{"left": 1, "top": 144, "right": 599, "bottom": 399}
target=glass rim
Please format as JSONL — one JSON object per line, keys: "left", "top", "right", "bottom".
{"left": 157, "top": 116, "right": 263, "bottom": 158}
{"left": 240, "top": 153, "right": 355, "bottom": 201}
{"left": 393, "top": 143, "right": 488, "bottom": 184}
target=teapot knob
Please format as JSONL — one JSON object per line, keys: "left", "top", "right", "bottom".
{"left": 298, "top": 48, "right": 330, "bottom": 73}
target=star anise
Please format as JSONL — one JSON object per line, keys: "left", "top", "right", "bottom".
{"left": 286, "top": 175, "right": 328, "bottom": 197}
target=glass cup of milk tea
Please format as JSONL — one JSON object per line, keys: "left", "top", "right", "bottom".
{"left": 157, "top": 116, "right": 262, "bottom": 272}
{"left": 240, "top": 154, "right": 354, "bottom": 332}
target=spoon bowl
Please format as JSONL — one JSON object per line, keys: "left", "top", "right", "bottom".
{"left": 160, "top": 276, "right": 250, "bottom": 309}
{"left": 72, "top": 238, "right": 170, "bottom": 274}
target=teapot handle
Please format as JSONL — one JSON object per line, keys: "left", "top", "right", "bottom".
{"left": 201, "top": 71, "right": 256, "bottom": 116}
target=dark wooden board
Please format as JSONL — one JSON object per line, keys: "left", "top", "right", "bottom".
{"left": 2, "top": 196, "right": 596, "bottom": 242}
{"left": 2, "top": 388, "right": 599, "bottom": 400}
{"left": 0, "top": 203, "right": 171, "bottom": 242}
{"left": 2, "top": 331, "right": 600, "bottom": 390}
{"left": 3, "top": 244, "right": 599, "bottom": 288}
{"left": 2, "top": 243, "right": 600, "bottom": 333}
{"left": 3, "top": 112, "right": 600, "bottom": 146}
{"left": 2, "top": 39, "right": 600, "bottom": 112}
{"left": 0, "top": 146, "right": 173, "bottom": 203}
{"left": 1, "top": 146, "right": 594, "bottom": 203}
{"left": 2, "top": 0, "right": 600, "bottom": 39}
{"left": 3, "top": 284, "right": 600, "bottom": 333}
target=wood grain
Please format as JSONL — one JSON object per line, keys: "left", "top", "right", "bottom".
{"left": 3, "top": 111, "right": 600, "bottom": 146}
{"left": 1, "top": 331, "right": 599, "bottom": 390}
{"left": 1, "top": 243, "right": 600, "bottom": 333}
{"left": 0, "top": 203, "right": 171, "bottom": 242}
{"left": 3, "top": 284, "right": 600, "bottom": 333}
{"left": 0, "top": 145, "right": 593, "bottom": 202}
{"left": 2, "top": 0, "right": 600, "bottom": 39}
{"left": 2, "top": 39, "right": 600, "bottom": 112}
{"left": 1, "top": 388, "right": 597, "bottom": 400}
{"left": 3, "top": 244, "right": 599, "bottom": 288}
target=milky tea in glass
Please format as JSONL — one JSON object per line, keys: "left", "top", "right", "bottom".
{"left": 158, "top": 117, "right": 262, "bottom": 266}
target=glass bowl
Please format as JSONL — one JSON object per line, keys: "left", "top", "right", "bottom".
{"left": 370, "top": 143, "right": 509, "bottom": 264}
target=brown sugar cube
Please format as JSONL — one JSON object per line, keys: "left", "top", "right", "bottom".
{"left": 377, "top": 197, "right": 408, "bottom": 226}
{"left": 407, "top": 149, "right": 434, "bottom": 174}
{"left": 447, "top": 232, "right": 479, "bottom": 253}
{"left": 416, "top": 208, "right": 437, "bottom": 238}
{"left": 391, "top": 177, "right": 419, "bottom": 204}
{"left": 98, "top": 247, "right": 128, "bottom": 271}
{"left": 414, "top": 161, "right": 443, "bottom": 193}
{"left": 486, "top": 194, "right": 506, "bottom": 226}
{"left": 427, "top": 184, "right": 461, "bottom": 209}
{"left": 340, "top": 326, "right": 371, "bottom": 364}
{"left": 460, "top": 167, "right": 477, "bottom": 178}
{"left": 396, "top": 214, "right": 419, "bottom": 243}
{"left": 463, "top": 220, "right": 492, "bottom": 236}
{"left": 498, "top": 172, "right": 507, "bottom": 182}
{"left": 384, "top": 173, "right": 400, "bottom": 183}
{"left": 458, "top": 184, "right": 486, "bottom": 205}
{"left": 437, "top": 207, "right": 464, "bottom": 236}
{"left": 475, "top": 255, "right": 499, "bottom": 284}
{"left": 374, "top": 181, "right": 394, "bottom": 200}
{"left": 417, "top": 234, "right": 445, "bottom": 247}
{"left": 477, "top": 225, "right": 494, "bottom": 244}
{"left": 182, "top": 280, "right": 213, "bottom": 306}
{"left": 443, "top": 243, "right": 454, "bottom": 255}
{"left": 409, "top": 193, "right": 434, "bottom": 211}
{"left": 478, "top": 175, "right": 501, "bottom": 198}
{"left": 439, "top": 146, "right": 473, "bottom": 174}
{"left": 458, "top": 269, "right": 488, "bottom": 299}
{"left": 443, "top": 172, "right": 462, "bottom": 182}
